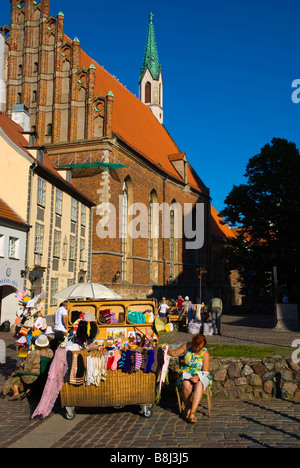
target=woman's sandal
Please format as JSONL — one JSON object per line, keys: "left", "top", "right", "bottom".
{"left": 9, "top": 393, "right": 22, "bottom": 401}
{"left": 181, "top": 407, "right": 191, "bottom": 420}
{"left": 187, "top": 414, "right": 197, "bottom": 423}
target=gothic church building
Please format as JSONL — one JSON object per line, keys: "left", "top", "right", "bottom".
{"left": 1, "top": 0, "right": 215, "bottom": 301}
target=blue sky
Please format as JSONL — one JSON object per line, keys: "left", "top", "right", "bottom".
{"left": 2, "top": 0, "right": 300, "bottom": 214}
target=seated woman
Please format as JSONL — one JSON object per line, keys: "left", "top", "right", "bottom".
{"left": 3, "top": 334, "right": 54, "bottom": 401}
{"left": 168, "top": 333, "right": 211, "bottom": 423}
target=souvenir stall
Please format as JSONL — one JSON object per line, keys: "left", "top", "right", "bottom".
{"left": 13, "top": 292, "right": 48, "bottom": 365}
{"left": 52, "top": 300, "right": 170, "bottom": 420}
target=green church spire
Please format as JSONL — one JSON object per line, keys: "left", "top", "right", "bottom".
{"left": 139, "top": 12, "right": 161, "bottom": 83}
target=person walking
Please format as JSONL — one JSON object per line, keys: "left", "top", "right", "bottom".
{"left": 158, "top": 297, "right": 170, "bottom": 318}
{"left": 209, "top": 297, "right": 223, "bottom": 335}
{"left": 53, "top": 301, "right": 68, "bottom": 334}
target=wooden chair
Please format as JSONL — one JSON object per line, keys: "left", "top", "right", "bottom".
{"left": 175, "top": 358, "right": 212, "bottom": 418}
{"left": 175, "top": 384, "right": 212, "bottom": 418}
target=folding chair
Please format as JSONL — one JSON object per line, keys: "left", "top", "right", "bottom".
{"left": 175, "top": 358, "right": 212, "bottom": 417}
{"left": 175, "top": 384, "right": 212, "bottom": 418}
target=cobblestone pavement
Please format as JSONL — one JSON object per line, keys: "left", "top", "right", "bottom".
{"left": 0, "top": 314, "right": 299, "bottom": 449}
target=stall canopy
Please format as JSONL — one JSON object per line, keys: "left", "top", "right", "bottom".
{"left": 52, "top": 282, "right": 121, "bottom": 302}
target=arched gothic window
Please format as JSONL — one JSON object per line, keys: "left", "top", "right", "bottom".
{"left": 121, "top": 177, "right": 133, "bottom": 282}
{"left": 121, "top": 181, "right": 128, "bottom": 281}
{"left": 148, "top": 190, "right": 159, "bottom": 283}
{"left": 145, "top": 81, "right": 151, "bottom": 104}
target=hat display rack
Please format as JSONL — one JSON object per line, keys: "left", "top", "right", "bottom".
{"left": 13, "top": 291, "right": 47, "bottom": 363}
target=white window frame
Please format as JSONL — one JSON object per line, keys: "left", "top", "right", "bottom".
{"left": 55, "top": 189, "right": 63, "bottom": 216}
{"left": 37, "top": 177, "right": 46, "bottom": 207}
{"left": 71, "top": 198, "right": 78, "bottom": 223}
{"left": 53, "top": 230, "right": 61, "bottom": 258}
{"left": 0, "top": 234, "right": 4, "bottom": 257}
{"left": 34, "top": 224, "right": 44, "bottom": 255}
{"left": 9, "top": 237, "right": 20, "bottom": 259}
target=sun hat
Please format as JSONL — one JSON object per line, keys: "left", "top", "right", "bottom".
{"left": 23, "top": 317, "right": 34, "bottom": 328}
{"left": 83, "top": 312, "right": 96, "bottom": 322}
{"left": 35, "top": 334, "right": 49, "bottom": 348}
{"left": 45, "top": 326, "right": 54, "bottom": 335}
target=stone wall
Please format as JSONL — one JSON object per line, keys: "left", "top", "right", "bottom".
{"left": 210, "top": 356, "right": 300, "bottom": 399}
{"left": 168, "top": 355, "right": 300, "bottom": 399}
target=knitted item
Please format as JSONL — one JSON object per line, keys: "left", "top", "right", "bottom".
{"left": 101, "top": 309, "right": 111, "bottom": 324}
{"left": 69, "top": 354, "right": 84, "bottom": 386}
{"left": 122, "top": 350, "right": 132, "bottom": 373}
{"left": 130, "top": 351, "right": 136, "bottom": 373}
{"left": 118, "top": 351, "right": 126, "bottom": 369}
{"left": 134, "top": 352, "right": 142, "bottom": 372}
{"left": 64, "top": 350, "right": 73, "bottom": 383}
{"left": 110, "top": 313, "right": 119, "bottom": 324}
{"left": 140, "top": 349, "right": 148, "bottom": 371}
{"left": 111, "top": 350, "right": 121, "bottom": 370}
{"left": 151, "top": 346, "right": 159, "bottom": 373}
{"left": 145, "top": 349, "right": 155, "bottom": 373}
{"left": 76, "top": 354, "right": 85, "bottom": 379}
{"left": 107, "top": 356, "right": 114, "bottom": 370}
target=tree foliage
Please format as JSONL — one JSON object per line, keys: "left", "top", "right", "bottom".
{"left": 219, "top": 138, "right": 300, "bottom": 300}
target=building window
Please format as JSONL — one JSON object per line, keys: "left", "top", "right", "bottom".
{"left": 71, "top": 198, "right": 78, "bottom": 223}
{"left": 37, "top": 177, "right": 46, "bottom": 207}
{"left": 34, "top": 224, "right": 44, "bottom": 254}
{"left": 67, "top": 278, "right": 75, "bottom": 287}
{"left": 46, "top": 123, "right": 52, "bottom": 136}
{"left": 0, "top": 234, "right": 4, "bottom": 257}
{"left": 50, "top": 278, "right": 58, "bottom": 307}
{"left": 80, "top": 238, "right": 86, "bottom": 261}
{"left": 148, "top": 190, "right": 158, "bottom": 283}
{"left": 17, "top": 92, "right": 22, "bottom": 104}
{"left": 145, "top": 82, "right": 151, "bottom": 104}
{"left": 9, "top": 237, "right": 20, "bottom": 259}
{"left": 69, "top": 236, "right": 76, "bottom": 261}
{"left": 55, "top": 189, "right": 63, "bottom": 215}
{"left": 121, "top": 181, "right": 128, "bottom": 281}
{"left": 81, "top": 205, "right": 86, "bottom": 227}
{"left": 32, "top": 90, "right": 37, "bottom": 102}
{"left": 170, "top": 209, "right": 175, "bottom": 279}
{"left": 53, "top": 231, "right": 61, "bottom": 258}
{"left": 37, "top": 149, "right": 44, "bottom": 164}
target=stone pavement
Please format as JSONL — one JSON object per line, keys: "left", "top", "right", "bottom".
{"left": 0, "top": 314, "right": 299, "bottom": 449}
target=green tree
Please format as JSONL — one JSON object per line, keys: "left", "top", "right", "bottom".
{"left": 219, "top": 138, "right": 300, "bottom": 300}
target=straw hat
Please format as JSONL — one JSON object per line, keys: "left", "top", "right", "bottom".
{"left": 35, "top": 334, "right": 49, "bottom": 348}
{"left": 23, "top": 317, "right": 34, "bottom": 328}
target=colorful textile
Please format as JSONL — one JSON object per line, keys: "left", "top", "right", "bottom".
{"left": 31, "top": 348, "right": 68, "bottom": 419}
{"left": 177, "top": 347, "right": 212, "bottom": 390}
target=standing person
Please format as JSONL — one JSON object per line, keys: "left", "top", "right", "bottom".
{"left": 209, "top": 297, "right": 223, "bottom": 335}
{"left": 182, "top": 296, "right": 194, "bottom": 322}
{"left": 176, "top": 295, "right": 184, "bottom": 314}
{"left": 54, "top": 301, "right": 68, "bottom": 334}
{"left": 158, "top": 298, "right": 170, "bottom": 318}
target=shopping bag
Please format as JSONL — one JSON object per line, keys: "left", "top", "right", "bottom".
{"left": 154, "top": 316, "right": 166, "bottom": 335}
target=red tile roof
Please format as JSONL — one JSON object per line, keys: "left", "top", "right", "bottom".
{"left": 0, "top": 112, "right": 94, "bottom": 206}
{"left": 73, "top": 42, "right": 208, "bottom": 195}
{"left": 210, "top": 205, "right": 236, "bottom": 241}
{"left": 0, "top": 112, "right": 33, "bottom": 159}
{"left": 0, "top": 198, "right": 26, "bottom": 225}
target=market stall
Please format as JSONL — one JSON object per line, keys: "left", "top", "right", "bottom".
{"left": 56, "top": 299, "right": 168, "bottom": 420}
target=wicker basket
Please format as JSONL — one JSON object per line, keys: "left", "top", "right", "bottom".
{"left": 60, "top": 351, "right": 156, "bottom": 408}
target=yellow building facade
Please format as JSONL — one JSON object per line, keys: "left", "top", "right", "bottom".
{"left": 0, "top": 109, "right": 94, "bottom": 320}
